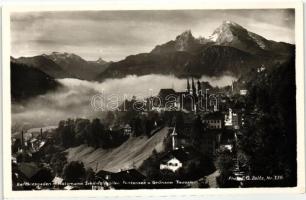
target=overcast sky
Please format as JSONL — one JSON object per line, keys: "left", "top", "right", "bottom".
{"left": 11, "top": 9, "right": 294, "bottom": 61}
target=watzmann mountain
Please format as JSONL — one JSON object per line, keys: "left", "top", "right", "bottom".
{"left": 96, "top": 21, "right": 294, "bottom": 81}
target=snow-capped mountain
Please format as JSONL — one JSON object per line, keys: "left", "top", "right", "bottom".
{"left": 97, "top": 20, "right": 294, "bottom": 81}
{"left": 209, "top": 21, "right": 245, "bottom": 42}
{"left": 208, "top": 20, "right": 293, "bottom": 55}
{"left": 152, "top": 20, "right": 293, "bottom": 56}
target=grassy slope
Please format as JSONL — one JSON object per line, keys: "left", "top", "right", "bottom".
{"left": 65, "top": 127, "right": 169, "bottom": 172}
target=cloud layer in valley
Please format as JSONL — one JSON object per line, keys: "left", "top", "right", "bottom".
{"left": 12, "top": 74, "right": 236, "bottom": 129}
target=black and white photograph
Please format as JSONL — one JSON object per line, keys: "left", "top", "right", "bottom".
{"left": 2, "top": 2, "right": 305, "bottom": 196}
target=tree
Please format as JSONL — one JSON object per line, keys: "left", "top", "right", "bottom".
{"left": 50, "top": 152, "right": 67, "bottom": 175}
{"left": 216, "top": 149, "right": 235, "bottom": 187}
{"left": 132, "top": 116, "right": 144, "bottom": 136}
{"left": 139, "top": 149, "right": 160, "bottom": 179}
{"left": 62, "top": 161, "right": 86, "bottom": 183}
{"left": 74, "top": 118, "right": 91, "bottom": 145}
{"left": 58, "top": 119, "right": 76, "bottom": 148}
{"left": 31, "top": 167, "right": 54, "bottom": 183}
{"left": 216, "top": 150, "right": 234, "bottom": 174}
{"left": 105, "top": 111, "right": 116, "bottom": 127}
{"left": 85, "top": 168, "right": 96, "bottom": 182}
{"left": 239, "top": 58, "right": 297, "bottom": 186}
{"left": 175, "top": 112, "right": 185, "bottom": 133}
{"left": 145, "top": 118, "right": 154, "bottom": 136}
{"left": 12, "top": 138, "right": 21, "bottom": 154}
{"left": 191, "top": 115, "right": 203, "bottom": 145}
{"left": 91, "top": 118, "right": 105, "bottom": 148}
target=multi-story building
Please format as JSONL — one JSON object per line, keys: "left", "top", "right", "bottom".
{"left": 202, "top": 112, "right": 224, "bottom": 129}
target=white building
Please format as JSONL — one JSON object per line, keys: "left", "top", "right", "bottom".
{"left": 225, "top": 108, "right": 233, "bottom": 127}
{"left": 204, "top": 119, "right": 222, "bottom": 129}
{"left": 224, "top": 108, "right": 240, "bottom": 129}
{"left": 159, "top": 147, "right": 198, "bottom": 173}
{"left": 239, "top": 89, "right": 247, "bottom": 96}
{"left": 52, "top": 176, "right": 64, "bottom": 185}
{"left": 160, "top": 157, "right": 183, "bottom": 172}
{"left": 202, "top": 112, "right": 224, "bottom": 129}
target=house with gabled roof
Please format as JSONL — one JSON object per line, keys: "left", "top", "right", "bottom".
{"left": 159, "top": 147, "right": 200, "bottom": 173}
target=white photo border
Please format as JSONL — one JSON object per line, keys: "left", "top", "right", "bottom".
{"left": 2, "top": 1, "right": 305, "bottom": 198}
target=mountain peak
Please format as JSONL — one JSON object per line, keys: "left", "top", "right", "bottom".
{"left": 209, "top": 20, "right": 247, "bottom": 43}
{"left": 222, "top": 20, "right": 243, "bottom": 28}
{"left": 176, "top": 30, "right": 193, "bottom": 39}
{"left": 151, "top": 20, "right": 293, "bottom": 56}
{"left": 96, "top": 57, "right": 107, "bottom": 64}
{"left": 51, "top": 51, "right": 77, "bottom": 57}
{"left": 174, "top": 30, "right": 197, "bottom": 51}
{"left": 46, "top": 52, "right": 85, "bottom": 63}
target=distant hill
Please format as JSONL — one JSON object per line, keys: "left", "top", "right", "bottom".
{"left": 96, "top": 20, "right": 294, "bottom": 81}
{"left": 13, "top": 55, "right": 70, "bottom": 78}
{"left": 11, "top": 61, "right": 61, "bottom": 102}
{"left": 13, "top": 52, "right": 110, "bottom": 80}
{"left": 45, "top": 52, "right": 110, "bottom": 80}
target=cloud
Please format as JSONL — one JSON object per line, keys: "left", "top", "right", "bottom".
{"left": 12, "top": 74, "right": 236, "bottom": 128}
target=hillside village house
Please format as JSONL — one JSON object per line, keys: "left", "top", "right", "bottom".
{"left": 239, "top": 89, "right": 247, "bottom": 95}
{"left": 219, "top": 129, "right": 236, "bottom": 152}
{"left": 224, "top": 108, "right": 241, "bottom": 130}
{"left": 160, "top": 155, "right": 183, "bottom": 172}
{"left": 159, "top": 149, "right": 187, "bottom": 172}
{"left": 202, "top": 112, "right": 224, "bottom": 129}
{"left": 159, "top": 148, "right": 199, "bottom": 173}
{"left": 123, "top": 124, "right": 132, "bottom": 136}
{"left": 25, "top": 126, "right": 57, "bottom": 140}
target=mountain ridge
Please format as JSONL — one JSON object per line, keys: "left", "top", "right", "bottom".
{"left": 13, "top": 52, "right": 110, "bottom": 80}
{"left": 11, "top": 61, "right": 61, "bottom": 102}
{"left": 96, "top": 20, "right": 294, "bottom": 81}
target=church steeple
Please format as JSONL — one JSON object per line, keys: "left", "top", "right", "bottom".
{"left": 171, "top": 127, "right": 178, "bottom": 150}
{"left": 21, "top": 130, "right": 24, "bottom": 149}
{"left": 197, "top": 80, "right": 201, "bottom": 95}
{"left": 192, "top": 77, "right": 196, "bottom": 95}
{"left": 187, "top": 78, "right": 190, "bottom": 93}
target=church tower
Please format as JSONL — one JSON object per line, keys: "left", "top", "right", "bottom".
{"left": 171, "top": 127, "right": 178, "bottom": 150}
{"left": 187, "top": 78, "right": 191, "bottom": 93}
{"left": 197, "top": 80, "right": 201, "bottom": 96}
{"left": 21, "top": 130, "right": 24, "bottom": 146}
{"left": 191, "top": 77, "right": 196, "bottom": 96}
